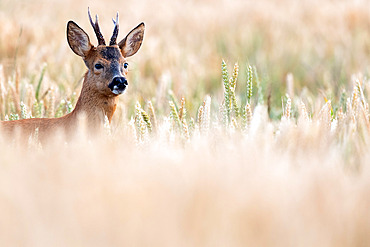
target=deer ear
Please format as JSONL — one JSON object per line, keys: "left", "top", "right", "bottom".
{"left": 67, "top": 21, "right": 93, "bottom": 57}
{"left": 118, "top": 22, "right": 145, "bottom": 58}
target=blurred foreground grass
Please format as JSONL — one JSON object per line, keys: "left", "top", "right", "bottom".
{"left": 0, "top": 0, "right": 370, "bottom": 246}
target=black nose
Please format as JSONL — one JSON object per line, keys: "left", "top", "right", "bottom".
{"left": 113, "top": 77, "right": 128, "bottom": 88}
{"left": 108, "top": 77, "right": 128, "bottom": 94}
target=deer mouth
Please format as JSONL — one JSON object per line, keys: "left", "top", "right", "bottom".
{"left": 108, "top": 77, "right": 128, "bottom": 95}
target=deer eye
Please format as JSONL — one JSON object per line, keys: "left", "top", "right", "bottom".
{"left": 123, "top": 63, "right": 128, "bottom": 69}
{"left": 94, "top": 64, "right": 104, "bottom": 70}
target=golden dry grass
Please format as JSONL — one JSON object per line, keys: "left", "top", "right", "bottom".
{"left": 1, "top": 0, "right": 370, "bottom": 246}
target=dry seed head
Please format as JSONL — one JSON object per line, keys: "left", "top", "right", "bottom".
{"left": 197, "top": 105, "right": 204, "bottom": 130}
{"left": 229, "top": 63, "right": 239, "bottom": 90}
{"left": 245, "top": 102, "right": 253, "bottom": 131}
{"left": 147, "top": 100, "right": 157, "bottom": 132}
{"left": 140, "top": 109, "right": 152, "bottom": 133}
{"left": 181, "top": 118, "right": 190, "bottom": 141}
{"left": 138, "top": 113, "right": 148, "bottom": 143}
{"left": 178, "top": 97, "right": 186, "bottom": 120}
{"left": 231, "top": 117, "right": 238, "bottom": 131}
{"left": 284, "top": 96, "right": 291, "bottom": 120}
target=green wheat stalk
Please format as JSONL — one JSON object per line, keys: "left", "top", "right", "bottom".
{"left": 222, "top": 60, "right": 230, "bottom": 123}
{"left": 230, "top": 63, "right": 240, "bottom": 118}
{"left": 147, "top": 100, "right": 157, "bottom": 132}
{"left": 141, "top": 108, "right": 152, "bottom": 133}
{"left": 246, "top": 65, "right": 253, "bottom": 104}
{"left": 229, "top": 63, "right": 239, "bottom": 90}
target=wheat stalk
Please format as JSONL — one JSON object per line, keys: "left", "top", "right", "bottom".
{"left": 141, "top": 108, "right": 152, "bottom": 133}
{"left": 246, "top": 65, "right": 253, "bottom": 104}
{"left": 229, "top": 63, "right": 240, "bottom": 119}
{"left": 283, "top": 96, "right": 291, "bottom": 120}
{"left": 147, "top": 100, "right": 157, "bottom": 132}
{"left": 178, "top": 97, "right": 186, "bottom": 120}
{"left": 135, "top": 101, "right": 149, "bottom": 143}
{"left": 245, "top": 102, "right": 253, "bottom": 131}
{"left": 222, "top": 60, "right": 231, "bottom": 123}
{"left": 169, "top": 100, "right": 182, "bottom": 131}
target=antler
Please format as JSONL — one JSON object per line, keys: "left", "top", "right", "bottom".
{"left": 109, "top": 12, "right": 119, "bottom": 46}
{"left": 88, "top": 8, "right": 106, "bottom": 46}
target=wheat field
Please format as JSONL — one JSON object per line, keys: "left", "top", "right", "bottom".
{"left": 1, "top": 0, "right": 370, "bottom": 246}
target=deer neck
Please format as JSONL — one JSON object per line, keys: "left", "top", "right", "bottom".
{"left": 71, "top": 73, "right": 118, "bottom": 126}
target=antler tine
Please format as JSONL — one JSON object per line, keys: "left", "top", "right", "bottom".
{"left": 109, "top": 12, "right": 119, "bottom": 46}
{"left": 88, "top": 8, "right": 106, "bottom": 46}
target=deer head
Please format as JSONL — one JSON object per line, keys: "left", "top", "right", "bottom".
{"left": 66, "top": 9, "right": 145, "bottom": 97}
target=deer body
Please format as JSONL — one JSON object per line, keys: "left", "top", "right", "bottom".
{"left": 0, "top": 10, "right": 145, "bottom": 142}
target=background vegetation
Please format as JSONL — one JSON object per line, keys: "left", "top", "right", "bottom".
{"left": 0, "top": 0, "right": 370, "bottom": 246}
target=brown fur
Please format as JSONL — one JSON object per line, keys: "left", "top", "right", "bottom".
{"left": 0, "top": 14, "right": 145, "bottom": 143}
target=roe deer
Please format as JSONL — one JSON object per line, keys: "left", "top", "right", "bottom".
{"left": 0, "top": 9, "right": 145, "bottom": 142}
